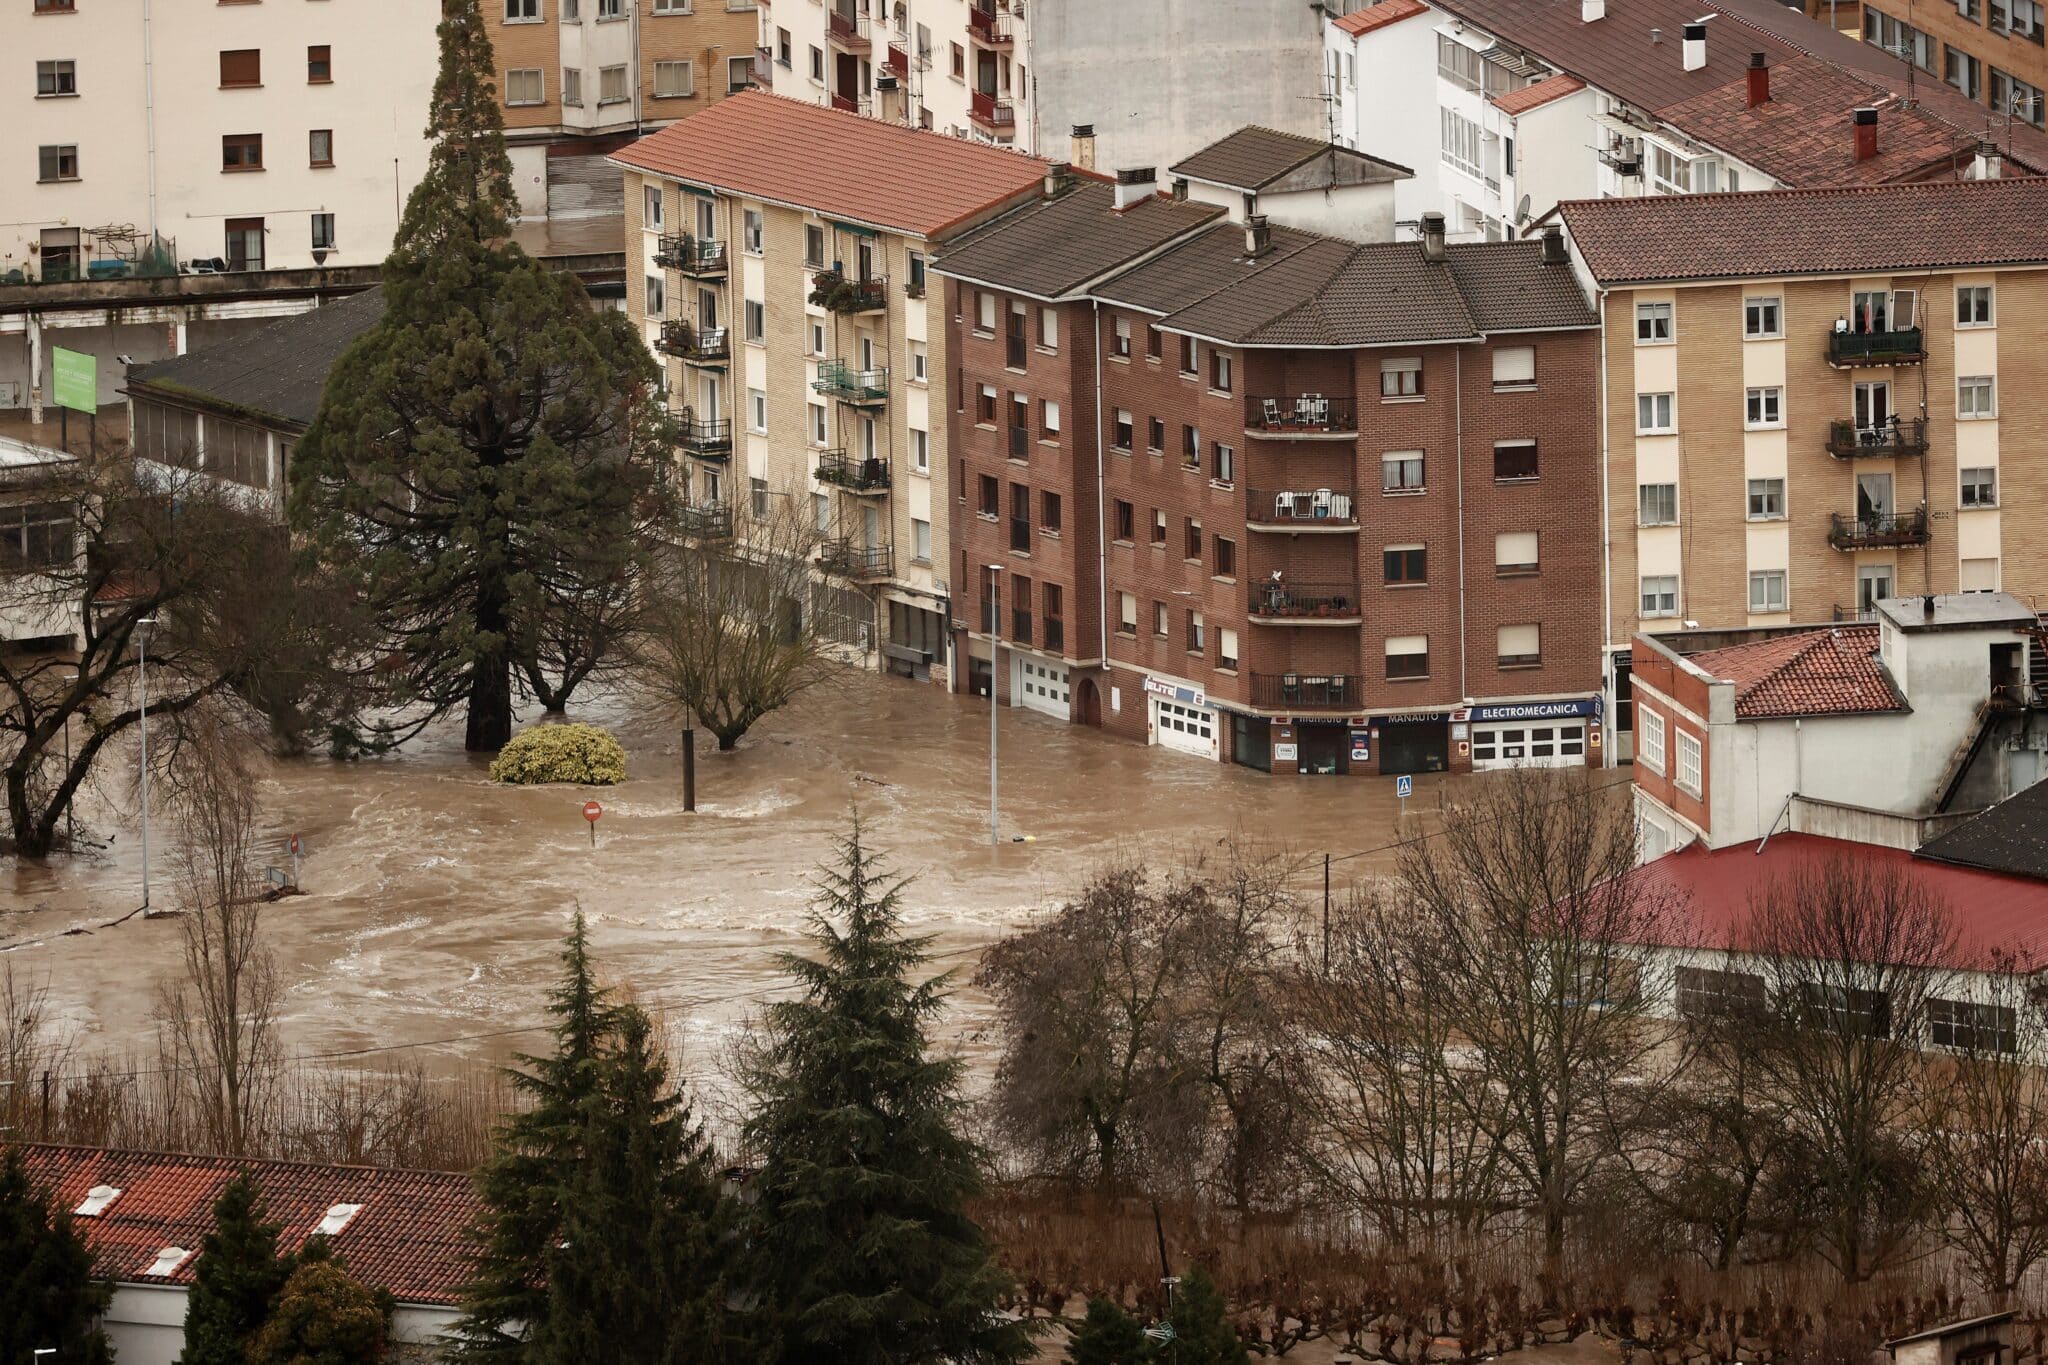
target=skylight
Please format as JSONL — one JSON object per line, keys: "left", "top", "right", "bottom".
{"left": 144, "top": 1246, "right": 193, "bottom": 1277}
{"left": 315, "top": 1202, "right": 364, "bottom": 1237}
{"left": 74, "top": 1185, "right": 122, "bottom": 1217}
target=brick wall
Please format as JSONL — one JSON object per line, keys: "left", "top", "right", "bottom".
{"left": 1628, "top": 639, "right": 1714, "bottom": 839}
{"left": 1859, "top": 0, "right": 2048, "bottom": 120}
{"left": 488, "top": 9, "right": 559, "bottom": 133}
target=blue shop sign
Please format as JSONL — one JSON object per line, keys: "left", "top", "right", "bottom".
{"left": 1467, "top": 697, "right": 1602, "bottom": 723}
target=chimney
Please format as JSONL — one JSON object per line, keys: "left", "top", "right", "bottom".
{"left": 1070, "top": 123, "right": 1097, "bottom": 171}
{"left": 1973, "top": 137, "right": 2004, "bottom": 179}
{"left": 1113, "top": 166, "right": 1157, "bottom": 211}
{"left": 1746, "top": 51, "right": 1770, "bottom": 107}
{"left": 1245, "top": 213, "right": 1273, "bottom": 258}
{"left": 1582, "top": 0, "right": 1605, "bottom": 20}
{"left": 1171, "top": 176, "right": 1190, "bottom": 201}
{"left": 1541, "top": 224, "right": 1568, "bottom": 265}
{"left": 1043, "top": 161, "right": 1073, "bottom": 198}
{"left": 1923, "top": 594, "right": 1937, "bottom": 621}
{"left": 1853, "top": 106, "right": 1878, "bottom": 161}
{"left": 1420, "top": 211, "right": 1447, "bottom": 262}
{"left": 1682, "top": 22, "right": 1707, "bottom": 73}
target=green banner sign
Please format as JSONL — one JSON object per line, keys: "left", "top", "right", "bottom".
{"left": 51, "top": 346, "right": 96, "bottom": 414}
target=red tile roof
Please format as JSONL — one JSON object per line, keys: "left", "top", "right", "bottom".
{"left": 1334, "top": 0, "right": 1429, "bottom": 36}
{"left": 1685, "top": 624, "right": 1904, "bottom": 720}
{"left": 15, "top": 1144, "right": 479, "bottom": 1307}
{"left": 1491, "top": 73, "right": 1585, "bottom": 116}
{"left": 1559, "top": 176, "right": 2048, "bottom": 283}
{"left": 1616, "top": 834, "right": 2048, "bottom": 970}
{"left": 610, "top": 90, "right": 1050, "bottom": 240}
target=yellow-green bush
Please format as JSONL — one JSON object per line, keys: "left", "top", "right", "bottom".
{"left": 488, "top": 723, "right": 627, "bottom": 786}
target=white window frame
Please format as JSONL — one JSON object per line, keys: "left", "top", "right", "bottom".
{"left": 1957, "top": 284, "right": 1995, "bottom": 328}
{"left": 1747, "top": 476, "right": 1786, "bottom": 521}
{"left": 1961, "top": 465, "right": 1998, "bottom": 507}
{"left": 1676, "top": 730, "right": 1702, "bottom": 796}
{"left": 1638, "top": 482, "right": 1678, "bottom": 526}
{"left": 748, "top": 388, "right": 768, "bottom": 435}
{"left": 911, "top": 427, "right": 930, "bottom": 474}
{"left": 599, "top": 63, "right": 631, "bottom": 104}
{"left": 1492, "top": 345, "right": 1536, "bottom": 389}
{"left": 1640, "top": 709, "right": 1667, "bottom": 772}
{"left": 1959, "top": 374, "right": 1997, "bottom": 419}
{"left": 505, "top": 68, "right": 545, "bottom": 105}
{"left": 1635, "top": 301, "right": 1673, "bottom": 343}
{"left": 1749, "top": 569, "right": 1788, "bottom": 614}
{"left": 506, "top": 0, "right": 540, "bottom": 20}
{"left": 1744, "top": 385, "right": 1783, "bottom": 429}
{"left": 1637, "top": 392, "right": 1675, "bottom": 433}
{"left": 1641, "top": 575, "right": 1679, "bottom": 619}
{"left": 653, "top": 59, "right": 694, "bottom": 98}
{"left": 1744, "top": 296, "right": 1782, "bottom": 338}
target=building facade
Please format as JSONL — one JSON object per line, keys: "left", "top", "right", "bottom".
{"left": 1809, "top": 0, "right": 2048, "bottom": 132}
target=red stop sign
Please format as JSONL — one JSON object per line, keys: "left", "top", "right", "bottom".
{"left": 582, "top": 801, "right": 603, "bottom": 822}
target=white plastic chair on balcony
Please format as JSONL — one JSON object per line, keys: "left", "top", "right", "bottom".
{"left": 1274, "top": 491, "right": 1298, "bottom": 520}
{"left": 1261, "top": 398, "right": 1283, "bottom": 429}
{"left": 1297, "top": 393, "right": 1329, "bottom": 428}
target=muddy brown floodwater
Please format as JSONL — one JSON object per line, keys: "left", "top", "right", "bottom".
{"left": 4, "top": 671, "right": 1516, "bottom": 1086}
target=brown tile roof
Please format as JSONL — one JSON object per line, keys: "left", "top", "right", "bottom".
{"left": 1491, "top": 72, "right": 1585, "bottom": 115}
{"left": 1686, "top": 624, "right": 1905, "bottom": 719}
{"left": 932, "top": 181, "right": 1224, "bottom": 298}
{"left": 1444, "top": 239, "right": 1599, "bottom": 332}
{"left": 1167, "top": 127, "right": 1410, "bottom": 191}
{"left": 1334, "top": 0, "right": 1429, "bottom": 36}
{"left": 1559, "top": 176, "right": 2048, "bottom": 283}
{"left": 16, "top": 1143, "right": 480, "bottom": 1307}
{"left": 1091, "top": 220, "right": 1325, "bottom": 315}
{"left": 609, "top": 90, "right": 1050, "bottom": 240}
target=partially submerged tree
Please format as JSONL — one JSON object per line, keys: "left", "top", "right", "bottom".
{"left": 0, "top": 1147, "right": 113, "bottom": 1365}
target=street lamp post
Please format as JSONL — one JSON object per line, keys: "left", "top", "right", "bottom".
{"left": 987, "top": 564, "right": 1002, "bottom": 847}
{"left": 137, "top": 617, "right": 158, "bottom": 915}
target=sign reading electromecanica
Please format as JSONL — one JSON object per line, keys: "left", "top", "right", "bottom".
{"left": 1465, "top": 697, "right": 1602, "bottom": 723}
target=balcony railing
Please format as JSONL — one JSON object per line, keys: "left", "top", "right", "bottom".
{"left": 830, "top": 89, "right": 858, "bottom": 112}
{"left": 814, "top": 361, "right": 890, "bottom": 403}
{"left": 827, "top": 7, "right": 871, "bottom": 48}
{"left": 969, "top": 90, "right": 1016, "bottom": 131}
{"left": 1597, "top": 144, "right": 1643, "bottom": 177}
{"left": 816, "top": 450, "right": 890, "bottom": 492}
{"left": 658, "top": 321, "right": 730, "bottom": 363}
{"left": 1011, "top": 607, "right": 1032, "bottom": 644}
{"left": 1248, "top": 580, "right": 1362, "bottom": 623}
{"left": 676, "top": 412, "right": 732, "bottom": 456}
{"left": 1827, "top": 417, "right": 1928, "bottom": 459}
{"left": 886, "top": 43, "right": 910, "bottom": 76}
{"left": 652, "top": 235, "right": 689, "bottom": 270}
{"left": 1829, "top": 506, "right": 1930, "bottom": 550}
{"left": 1246, "top": 488, "right": 1358, "bottom": 529}
{"left": 1251, "top": 672, "right": 1363, "bottom": 711}
{"left": 1833, "top": 603, "right": 1877, "bottom": 623}
{"left": 752, "top": 46, "right": 774, "bottom": 89}
{"left": 810, "top": 270, "right": 887, "bottom": 314}
{"left": 1246, "top": 394, "right": 1359, "bottom": 435}
{"left": 818, "top": 539, "right": 894, "bottom": 580}
{"left": 679, "top": 500, "right": 733, "bottom": 539}
{"left": 654, "top": 235, "right": 726, "bottom": 277}
{"left": 968, "top": 4, "right": 1014, "bottom": 44}
{"left": 1043, "top": 617, "right": 1064, "bottom": 653}
{"left": 1828, "top": 327, "right": 1925, "bottom": 367}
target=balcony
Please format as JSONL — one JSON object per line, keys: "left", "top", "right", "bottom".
{"left": 816, "top": 449, "right": 890, "bottom": 493}
{"left": 1246, "top": 394, "right": 1359, "bottom": 437}
{"left": 810, "top": 269, "right": 888, "bottom": 314}
{"left": 968, "top": 4, "right": 1015, "bottom": 45}
{"left": 1250, "top": 672, "right": 1363, "bottom": 712}
{"left": 818, "top": 538, "right": 894, "bottom": 581}
{"left": 1248, "top": 580, "right": 1362, "bottom": 626}
{"left": 886, "top": 43, "right": 910, "bottom": 77}
{"left": 679, "top": 500, "right": 733, "bottom": 539}
{"left": 969, "top": 91, "right": 1016, "bottom": 134}
{"left": 827, "top": 7, "right": 871, "bottom": 51}
{"left": 752, "top": 46, "right": 774, "bottom": 89}
{"left": 676, "top": 412, "right": 733, "bottom": 457}
{"left": 653, "top": 235, "right": 727, "bottom": 278}
{"left": 814, "top": 360, "right": 890, "bottom": 405}
{"left": 1246, "top": 488, "right": 1358, "bottom": 532}
{"left": 1829, "top": 506, "right": 1930, "bottom": 551}
{"left": 830, "top": 89, "right": 858, "bottom": 112}
{"left": 1827, "top": 417, "right": 1927, "bottom": 459}
{"left": 658, "top": 321, "right": 730, "bottom": 365}
{"left": 1828, "top": 326, "right": 1925, "bottom": 368}
{"left": 1597, "top": 143, "right": 1643, "bottom": 177}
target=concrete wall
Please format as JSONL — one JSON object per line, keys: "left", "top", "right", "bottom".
{"left": 101, "top": 1283, "right": 460, "bottom": 1365}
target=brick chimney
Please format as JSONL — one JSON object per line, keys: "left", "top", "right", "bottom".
{"left": 1043, "top": 161, "right": 1073, "bottom": 198}
{"left": 1854, "top": 106, "right": 1878, "bottom": 162}
{"left": 1541, "top": 225, "right": 1568, "bottom": 266}
{"left": 1746, "top": 51, "right": 1770, "bottom": 108}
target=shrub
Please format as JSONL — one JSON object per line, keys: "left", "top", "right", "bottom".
{"left": 488, "top": 724, "right": 627, "bottom": 786}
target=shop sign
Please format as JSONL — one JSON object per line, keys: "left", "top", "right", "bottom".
{"left": 1273, "top": 742, "right": 1299, "bottom": 763}
{"left": 1144, "top": 676, "right": 1207, "bottom": 709}
{"left": 1379, "top": 711, "right": 1447, "bottom": 726}
{"left": 1467, "top": 697, "right": 1601, "bottom": 723}
{"left": 1349, "top": 731, "right": 1371, "bottom": 762}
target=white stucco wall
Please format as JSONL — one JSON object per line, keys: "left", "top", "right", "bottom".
{"left": 101, "top": 1283, "right": 461, "bottom": 1365}
{"left": 1331, "top": 13, "right": 1442, "bottom": 238}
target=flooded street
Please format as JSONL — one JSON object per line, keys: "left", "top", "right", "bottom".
{"left": 5, "top": 671, "right": 1498, "bottom": 1084}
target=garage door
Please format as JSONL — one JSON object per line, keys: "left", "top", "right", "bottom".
{"left": 1472, "top": 721, "right": 1586, "bottom": 770}
{"left": 1153, "top": 698, "right": 1218, "bottom": 761}
{"left": 1017, "top": 657, "right": 1070, "bottom": 721}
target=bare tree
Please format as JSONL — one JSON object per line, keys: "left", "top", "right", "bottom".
{"left": 630, "top": 502, "right": 841, "bottom": 751}
{"left": 0, "top": 961, "right": 74, "bottom": 1141}
{"left": 1744, "top": 854, "right": 1957, "bottom": 1282}
{"left": 153, "top": 729, "right": 283, "bottom": 1155}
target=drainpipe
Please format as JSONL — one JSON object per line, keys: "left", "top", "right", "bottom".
{"left": 1454, "top": 346, "right": 1468, "bottom": 702}
{"left": 143, "top": 0, "right": 159, "bottom": 244}
{"left": 1092, "top": 299, "right": 1109, "bottom": 664}
{"left": 1596, "top": 285, "right": 1614, "bottom": 764}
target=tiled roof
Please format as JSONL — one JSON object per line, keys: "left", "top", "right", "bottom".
{"left": 933, "top": 181, "right": 1223, "bottom": 298}
{"left": 610, "top": 90, "right": 1049, "bottom": 240}
{"left": 1686, "top": 624, "right": 1905, "bottom": 719}
{"left": 1560, "top": 177, "right": 2048, "bottom": 283}
{"left": 1443, "top": 239, "right": 1599, "bottom": 332}
{"left": 1334, "top": 0, "right": 1429, "bottom": 36}
{"left": 1917, "top": 781, "right": 2048, "bottom": 884}
{"left": 15, "top": 1144, "right": 479, "bottom": 1307}
{"left": 1167, "top": 127, "right": 1408, "bottom": 192}
{"left": 126, "top": 288, "right": 386, "bottom": 431}
{"left": 1490, "top": 72, "right": 1585, "bottom": 116}
{"left": 1090, "top": 220, "right": 1325, "bottom": 316}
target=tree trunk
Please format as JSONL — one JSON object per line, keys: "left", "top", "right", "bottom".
{"left": 714, "top": 728, "right": 742, "bottom": 751}
{"left": 6, "top": 763, "right": 50, "bottom": 857}
{"left": 468, "top": 574, "right": 516, "bottom": 751}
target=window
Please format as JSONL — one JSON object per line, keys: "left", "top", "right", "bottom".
{"left": 1947, "top": 44, "right": 1982, "bottom": 98}
{"left": 562, "top": 66, "right": 585, "bottom": 106}
{"left": 1865, "top": 7, "right": 1937, "bottom": 68}
{"left": 506, "top": 68, "right": 544, "bottom": 104}
{"left": 307, "top": 44, "right": 331, "bottom": 82}
{"left": 308, "top": 128, "right": 334, "bottom": 167}
{"left": 642, "top": 185, "right": 665, "bottom": 232}
{"left": 977, "top": 475, "right": 999, "bottom": 517}
{"left": 35, "top": 59, "right": 76, "bottom": 96}
{"left": 1040, "top": 399, "right": 1061, "bottom": 441}
{"left": 1117, "top": 592, "right": 1137, "bottom": 634}
{"left": 1930, "top": 998, "right": 2018, "bottom": 1052}
{"left": 1639, "top": 483, "right": 1678, "bottom": 526}
{"left": 1112, "top": 316, "right": 1132, "bottom": 359}
{"left": 1492, "top": 345, "right": 1536, "bottom": 389}
{"left": 1796, "top": 983, "right": 1893, "bottom": 1038}
{"left": 563, "top": 0, "right": 579, "bottom": 17}
{"left": 219, "top": 49, "right": 261, "bottom": 87}
{"left": 1186, "top": 609, "right": 1206, "bottom": 655}
{"left": 599, "top": 64, "right": 629, "bottom": 103}
{"left": 1212, "top": 443, "right": 1235, "bottom": 484}
{"left": 1214, "top": 536, "right": 1235, "bottom": 577}
{"left": 1637, "top": 392, "right": 1675, "bottom": 433}
{"left": 807, "top": 321, "right": 826, "bottom": 356}
{"left": 221, "top": 134, "right": 264, "bottom": 171}
{"left": 1210, "top": 350, "right": 1233, "bottom": 393}
{"left": 911, "top": 343, "right": 928, "bottom": 384}
{"left": 1640, "top": 709, "right": 1666, "bottom": 771}
{"left": 1677, "top": 966, "right": 1766, "bottom": 1020}
{"left": 1113, "top": 499, "right": 1134, "bottom": 542}
{"left": 908, "top": 251, "right": 928, "bottom": 297}
{"left": 1962, "top": 557, "right": 2000, "bottom": 592}
{"left": 804, "top": 223, "right": 825, "bottom": 268}
{"left": 1494, "top": 531, "right": 1539, "bottom": 575}
{"left": 1744, "top": 296, "right": 1782, "bottom": 338}
{"left": 911, "top": 428, "right": 929, "bottom": 473}
{"left": 1178, "top": 335, "right": 1198, "bottom": 376}
{"left": 951, "top": 41, "right": 966, "bottom": 78}
{"left": 1497, "top": 623, "right": 1541, "bottom": 668}
{"left": 1219, "top": 627, "right": 1239, "bottom": 672}
{"left": 809, "top": 44, "right": 824, "bottom": 82}
{"left": 1957, "top": 285, "right": 1994, "bottom": 327}
{"left": 976, "top": 385, "right": 997, "bottom": 424}
{"left": 1747, "top": 477, "right": 1785, "bottom": 519}
{"left": 654, "top": 59, "right": 693, "bottom": 96}
{"left": 1962, "top": 466, "right": 1998, "bottom": 507}
{"left": 974, "top": 292, "right": 997, "bottom": 333}
{"left": 1112, "top": 409, "right": 1133, "bottom": 450}
{"left": 1184, "top": 518, "right": 1202, "bottom": 562}
{"left": 1438, "top": 32, "right": 1483, "bottom": 88}
{"left": 1439, "top": 106, "right": 1484, "bottom": 178}
{"left": 1181, "top": 425, "right": 1201, "bottom": 471}
{"left": 1040, "top": 490, "right": 1062, "bottom": 534}
{"left": 808, "top": 402, "right": 827, "bottom": 445}
{"left": 1641, "top": 575, "right": 1679, "bottom": 618}
{"left": 744, "top": 299, "right": 765, "bottom": 343}
{"left": 1146, "top": 418, "right": 1165, "bottom": 454}
{"left": 1745, "top": 386, "right": 1783, "bottom": 428}
{"left": 811, "top": 491, "right": 831, "bottom": 533}
{"left": 1383, "top": 451, "right": 1425, "bottom": 492}
{"left": 506, "top": 0, "right": 539, "bottom": 17}
{"left": 1381, "top": 357, "right": 1422, "bottom": 399}
{"left": 912, "top": 518, "right": 932, "bottom": 565}
{"left": 749, "top": 388, "right": 768, "bottom": 435}
{"left": 1959, "top": 375, "right": 1997, "bottom": 419}
{"left": 1153, "top": 600, "right": 1170, "bottom": 637}
{"left": 1749, "top": 569, "right": 1788, "bottom": 614}
{"left": 1146, "top": 325, "right": 1163, "bottom": 361}
{"left": 1635, "top": 301, "right": 1673, "bottom": 343}
{"left": 599, "top": 0, "right": 622, "bottom": 15}
{"left": 1151, "top": 509, "right": 1167, "bottom": 546}
{"left": 727, "top": 55, "right": 752, "bottom": 93}
{"left": 1038, "top": 308, "right": 1058, "bottom": 350}
{"left": 741, "top": 209, "right": 763, "bottom": 254}
{"left": 311, "top": 212, "right": 336, "bottom": 251}
{"left": 1384, "top": 545, "right": 1426, "bottom": 584}
{"left": 1493, "top": 440, "right": 1538, "bottom": 480}
{"left": 37, "top": 144, "right": 79, "bottom": 182}
{"left": 1386, "top": 635, "right": 1429, "bottom": 680}
{"left": 224, "top": 217, "right": 264, "bottom": 271}
{"left": 643, "top": 274, "right": 667, "bottom": 318}
{"left": 0, "top": 501, "right": 73, "bottom": 570}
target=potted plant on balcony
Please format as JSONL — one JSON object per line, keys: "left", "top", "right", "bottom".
{"left": 809, "top": 268, "right": 865, "bottom": 313}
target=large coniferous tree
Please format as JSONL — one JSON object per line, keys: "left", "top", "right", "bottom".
{"left": 742, "top": 822, "right": 1029, "bottom": 1365}
{"left": 180, "top": 1174, "right": 295, "bottom": 1365}
{"left": 289, "top": 0, "right": 670, "bottom": 751}
{"left": 0, "top": 1148, "right": 113, "bottom": 1365}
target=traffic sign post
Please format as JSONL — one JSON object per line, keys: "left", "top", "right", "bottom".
{"left": 287, "top": 833, "right": 303, "bottom": 890}
{"left": 583, "top": 800, "right": 603, "bottom": 848}
{"left": 1396, "top": 773, "right": 1413, "bottom": 822}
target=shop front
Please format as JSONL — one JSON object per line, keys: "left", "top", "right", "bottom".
{"left": 1373, "top": 711, "right": 1452, "bottom": 775}
{"left": 1461, "top": 697, "right": 1602, "bottom": 770}
{"left": 1146, "top": 677, "right": 1219, "bottom": 761}
{"left": 1269, "top": 720, "right": 1370, "bottom": 776}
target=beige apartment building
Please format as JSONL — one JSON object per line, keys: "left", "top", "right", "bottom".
{"left": 611, "top": 90, "right": 1048, "bottom": 676}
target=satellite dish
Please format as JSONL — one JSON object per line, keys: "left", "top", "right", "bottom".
{"left": 1516, "top": 193, "right": 1533, "bottom": 224}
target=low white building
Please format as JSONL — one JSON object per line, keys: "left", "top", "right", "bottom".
{"left": 0, "top": 434, "right": 82, "bottom": 651}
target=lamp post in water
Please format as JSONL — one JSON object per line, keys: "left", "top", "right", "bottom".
{"left": 137, "top": 616, "right": 158, "bottom": 915}
{"left": 986, "top": 564, "right": 1002, "bottom": 847}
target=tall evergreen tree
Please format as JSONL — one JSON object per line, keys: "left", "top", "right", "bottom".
{"left": 247, "top": 1241, "right": 391, "bottom": 1365}
{"left": 180, "top": 1173, "right": 295, "bottom": 1365}
{"left": 741, "top": 821, "right": 1031, "bottom": 1365}
{"left": 289, "top": 0, "right": 670, "bottom": 752}
{"left": 1163, "top": 1266, "right": 1247, "bottom": 1365}
{"left": 452, "top": 913, "right": 620, "bottom": 1362}
{"left": 1067, "top": 1297, "right": 1155, "bottom": 1365}
{"left": 532, "top": 1007, "right": 743, "bottom": 1365}
{"left": 0, "top": 1148, "right": 114, "bottom": 1365}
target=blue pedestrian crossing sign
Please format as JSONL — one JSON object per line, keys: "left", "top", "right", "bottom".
{"left": 1395, "top": 774, "right": 1414, "bottom": 799}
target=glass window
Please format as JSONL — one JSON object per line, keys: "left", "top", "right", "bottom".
{"left": 310, "top": 212, "right": 336, "bottom": 251}
{"left": 1381, "top": 357, "right": 1423, "bottom": 398}
{"left": 1493, "top": 440, "right": 1539, "bottom": 480}
{"left": 505, "top": 69, "right": 544, "bottom": 105}
{"left": 1494, "top": 531, "right": 1539, "bottom": 573}
{"left": 1929, "top": 998, "right": 2018, "bottom": 1052}
{"left": 1749, "top": 569, "right": 1788, "bottom": 613}
{"left": 35, "top": 59, "right": 77, "bottom": 96}
{"left": 1385, "top": 635, "right": 1430, "bottom": 680}
{"left": 1641, "top": 575, "right": 1679, "bottom": 618}
{"left": 1961, "top": 466, "right": 1997, "bottom": 507}
{"left": 911, "top": 427, "right": 929, "bottom": 473}
{"left": 1497, "top": 623, "right": 1541, "bottom": 667}
{"left": 1747, "top": 477, "right": 1786, "bottom": 519}
{"left": 1639, "top": 709, "right": 1666, "bottom": 771}
{"left": 743, "top": 209, "right": 764, "bottom": 253}
{"left": 1639, "top": 483, "right": 1678, "bottom": 525}
{"left": 1635, "top": 301, "right": 1673, "bottom": 343}
{"left": 1745, "top": 386, "right": 1783, "bottom": 427}
{"left": 1492, "top": 345, "right": 1536, "bottom": 388}
{"left": 310, "top": 128, "right": 339, "bottom": 166}
{"left": 1382, "top": 451, "right": 1425, "bottom": 491}
{"left": 912, "top": 518, "right": 932, "bottom": 564}
{"left": 1744, "top": 296, "right": 1782, "bottom": 337}
{"left": 1959, "top": 375, "right": 1997, "bottom": 418}
{"left": 37, "top": 144, "right": 79, "bottom": 181}
{"left": 1677, "top": 731, "right": 1703, "bottom": 795}
{"left": 748, "top": 388, "right": 768, "bottom": 434}
{"left": 654, "top": 60, "right": 693, "bottom": 97}
{"left": 1637, "top": 392, "right": 1675, "bottom": 433}
{"left": 1384, "top": 545, "right": 1426, "bottom": 584}
{"left": 1957, "top": 284, "right": 1994, "bottom": 326}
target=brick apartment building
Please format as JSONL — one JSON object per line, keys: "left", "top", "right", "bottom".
{"left": 1793, "top": 0, "right": 2047, "bottom": 134}
{"left": 939, "top": 153, "right": 1605, "bottom": 778}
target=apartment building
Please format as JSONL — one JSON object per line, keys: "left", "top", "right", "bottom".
{"left": 1555, "top": 176, "right": 2048, "bottom": 759}
{"left": 611, "top": 91, "right": 1048, "bottom": 678}
{"left": 487, "top": 0, "right": 761, "bottom": 220}
{"left": 1325, "top": 0, "right": 2048, "bottom": 243}
{"left": 939, "top": 138, "right": 1605, "bottom": 778}
{"left": 1799, "top": 0, "right": 2048, "bottom": 130}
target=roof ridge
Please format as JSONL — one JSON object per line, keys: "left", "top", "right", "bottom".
{"left": 1561, "top": 173, "right": 2048, "bottom": 213}
{"left": 724, "top": 88, "right": 1054, "bottom": 172}
{"left": 17, "top": 1139, "right": 466, "bottom": 1180}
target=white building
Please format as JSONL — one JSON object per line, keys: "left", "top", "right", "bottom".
{"left": 0, "top": 433, "right": 82, "bottom": 651}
